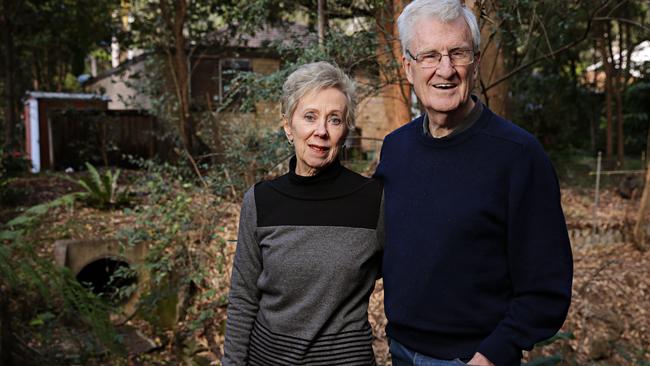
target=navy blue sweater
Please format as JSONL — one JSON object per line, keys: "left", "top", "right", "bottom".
{"left": 375, "top": 107, "right": 573, "bottom": 366}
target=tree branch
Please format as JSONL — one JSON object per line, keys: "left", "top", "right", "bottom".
{"left": 593, "top": 17, "right": 650, "bottom": 32}
{"left": 484, "top": 0, "right": 614, "bottom": 92}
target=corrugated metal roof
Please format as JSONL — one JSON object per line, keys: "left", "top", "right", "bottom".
{"left": 24, "top": 91, "right": 111, "bottom": 101}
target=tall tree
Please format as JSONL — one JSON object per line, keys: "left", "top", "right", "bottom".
{"left": 318, "top": 0, "right": 328, "bottom": 47}
{"left": 129, "top": 0, "right": 285, "bottom": 160}
{"left": 0, "top": 0, "right": 117, "bottom": 150}
{"left": 466, "top": 0, "right": 508, "bottom": 117}
{"left": 633, "top": 125, "right": 650, "bottom": 251}
{"left": 375, "top": 0, "right": 411, "bottom": 131}
{"left": 0, "top": 0, "right": 18, "bottom": 150}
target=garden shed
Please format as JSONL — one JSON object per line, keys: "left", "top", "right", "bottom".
{"left": 23, "top": 92, "right": 109, "bottom": 172}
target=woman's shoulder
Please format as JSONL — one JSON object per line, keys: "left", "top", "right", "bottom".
{"left": 339, "top": 166, "right": 383, "bottom": 193}
{"left": 251, "top": 172, "right": 288, "bottom": 197}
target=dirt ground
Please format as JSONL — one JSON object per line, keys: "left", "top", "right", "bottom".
{"left": 218, "top": 186, "right": 650, "bottom": 365}
{"left": 2, "top": 175, "right": 649, "bottom": 365}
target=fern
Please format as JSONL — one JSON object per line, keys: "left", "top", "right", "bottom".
{"left": 0, "top": 193, "right": 125, "bottom": 358}
{"left": 61, "top": 162, "right": 129, "bottom": 209}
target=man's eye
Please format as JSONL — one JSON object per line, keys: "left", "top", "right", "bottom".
{"left": 421, "top": 52, "right": 440, "bottom": 61}
{"left": 451, "top": 50, "right": 467, "bottom": 57}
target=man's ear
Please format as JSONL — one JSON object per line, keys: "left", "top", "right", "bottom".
{"left": 403, "top": 55, "right": 415, "bottom": 85}
{"left": 473, "top": 51, "right": 481, "bottom": 79}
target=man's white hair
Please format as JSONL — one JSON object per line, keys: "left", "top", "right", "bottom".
{"left": 397, "top": 0, "right": 481, "bottom": 56}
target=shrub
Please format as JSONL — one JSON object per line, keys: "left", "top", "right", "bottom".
{"left": 64, "top": 162, "right": 130, "bottom": 209}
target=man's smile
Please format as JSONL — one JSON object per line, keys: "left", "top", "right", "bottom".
{"left": 432, "top": 82, "right": 457, "bottom": 89}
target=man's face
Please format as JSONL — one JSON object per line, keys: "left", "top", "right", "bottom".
{"left": 403, "top": 16, "right": 480, "bottom": 121}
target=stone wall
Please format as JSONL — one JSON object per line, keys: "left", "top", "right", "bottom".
{"left": 567, "top": 223, "right": 649, "bottom": 247}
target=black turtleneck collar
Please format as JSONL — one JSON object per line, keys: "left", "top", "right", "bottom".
{"left": 267, "top": 156, "right": 372, "bottom": 200}
{"left": 287, "top": 156, "right": 343, "bottom": 185}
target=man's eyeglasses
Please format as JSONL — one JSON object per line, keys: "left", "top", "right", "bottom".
{"left": 406, "top": 48, "right": 476, "bottom": 68}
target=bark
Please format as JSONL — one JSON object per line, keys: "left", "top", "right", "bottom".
{"left": 468, "top": 0, "right": 509, "bottom": 117}
{"left": 2, "top": 0, "right": 17, "bottom": 150}
{"left": 317, "top": 0, "right": 327, "bottom": 48}
{"left": 375, "top": 0, "right": 411, "bottom": 134}
{"left": 633, "top": 126, "right": 650, "bottom": 251}
{"left": 599, "top": 29, "right": 615, "bottom": 162}
{"left": 160, "top": 0, "right": 194, "bottom": 154}
{"left": 614, "top": 20, "right": 625, "bottom": 167}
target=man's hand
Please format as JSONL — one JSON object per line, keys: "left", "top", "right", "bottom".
{"left": 467, "top": 352, "right": 495, "bottom": 366}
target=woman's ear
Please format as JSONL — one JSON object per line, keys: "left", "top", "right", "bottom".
{"left": 282, "top": 116, "right": 293, "bottom": 142}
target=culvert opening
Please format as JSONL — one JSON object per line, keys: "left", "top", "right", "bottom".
{"left": 76, "top": 257, "right": 139, "bottom": 306}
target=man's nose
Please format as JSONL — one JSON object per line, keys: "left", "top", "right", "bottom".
{"left": 435, "top": 55, "right": 455, "bottom": 78}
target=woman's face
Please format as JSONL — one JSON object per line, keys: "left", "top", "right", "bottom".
{"left": 284, "top": 87, "right": 349, "bottom": 176}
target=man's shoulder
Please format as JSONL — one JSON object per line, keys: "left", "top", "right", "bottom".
{"left": 384, "top": 115, "right": 424, "bottom": 142}
{"left": 481, "top": 109, "right": 542, "bottom": 152}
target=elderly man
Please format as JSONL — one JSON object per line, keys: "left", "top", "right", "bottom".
{"left": 374, "top": 1, "right": 573, "bottom": 365}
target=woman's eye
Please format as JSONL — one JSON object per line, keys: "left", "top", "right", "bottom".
{"left": 328, "top": 116, "right": 343, "bottom": 125}
{"left": 304, "top": 113, "right": 316, "bottom": 122}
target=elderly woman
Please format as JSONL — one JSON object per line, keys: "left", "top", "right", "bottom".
{"left": 222, "top": 61, "right": 383, "bottom": 365}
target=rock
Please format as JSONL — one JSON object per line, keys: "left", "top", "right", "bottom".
{"left": 617, "top": 174, "right": 644, "bottom": 199}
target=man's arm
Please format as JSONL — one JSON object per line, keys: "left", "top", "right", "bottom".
{"left": 222, "top": 188, "right": 262, "bottom": 365}
{"left": 477, "top": 141, "right": 573, "bottom": 366}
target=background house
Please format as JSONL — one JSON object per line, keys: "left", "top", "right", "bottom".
{"left": 82, "top": 25, "right": 411, "bottom": 161}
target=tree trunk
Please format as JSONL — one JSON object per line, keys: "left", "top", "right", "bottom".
{"left": 467, "top": 0, "right": 509, "bottom": 118}
{"left": 375, "top": 0, "right": 411, "bottom": 135}
{"left": 2, "top": 0, "right": 17, "bottom": 150}
{"left": 599, "top": 34, "right": 614, "bottom": 163}
{"left": 317, "top": 0, "right": 327, "bottom": 48}
{"left": 615, "top": 87, "right": 624, "bottom": 167}
{"left": 614, "top": 20, "right": 626, "bottom": 168}
{"left": 633, "top": 126, "right": 650, "bottom": 251}
{"left": 160, "top": 0, "right": 195, "bottom": 154}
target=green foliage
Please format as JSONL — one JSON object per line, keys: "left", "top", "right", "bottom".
{"left": 207, "top": 126, "right": 291, "bottom": 199}
{"left": 221, "top": 28, "right": 380, "bottom": 114}
{"left": 509, "top": 69, "right": 601, "bottom": 152}
{"left": 117, "top": 160, "right": 229, "bottom": 346}
{"left": 483, "top": 0, "right": 649, "bottom": 156}
{"left": 0, "top": 148, "right": 33, "bottom": 205}
{"left": 0, "top": 148, "right": 32, "bottom": 175}
{"left": 0, "top": 193, "right": 124, "bottom": 361}
{"left": 624, "top": 80, "right": 650, "bottom": 155}
{"left": 1, "top": 0, "right": 118, "bottom": 91}
{"left": 63, "top": 162, "right": 130, "bottom": 209}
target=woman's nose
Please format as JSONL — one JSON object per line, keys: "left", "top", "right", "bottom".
{"left": 313, "top": 119, "right": 329, "bottom": 137}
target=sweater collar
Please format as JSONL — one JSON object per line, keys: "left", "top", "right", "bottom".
{"left": 268, "top": 156, "right": 370, "bottom": 200}
{"left": 422, "top": 95, "right": 484, "bottom": 139}
{"left": 414, "top": 105, "right": 492, "bottom": 148}
{"left": 287, "top": 155, "right": 343, "bottom": 185}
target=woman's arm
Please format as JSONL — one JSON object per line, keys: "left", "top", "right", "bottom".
{"left": 222, "top": 188, "right": 262, "bottom": 365}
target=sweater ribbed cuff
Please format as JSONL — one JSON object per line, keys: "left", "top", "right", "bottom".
{"left": 477, "top": 331, "right": 522, "bottom": 366}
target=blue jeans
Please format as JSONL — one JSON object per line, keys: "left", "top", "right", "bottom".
{"left": 389, "top": 339, "right": 468, "bottom": 366}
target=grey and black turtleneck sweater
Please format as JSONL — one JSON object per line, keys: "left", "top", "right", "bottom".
{"left": 223, "top": 157, "right": 384, "bottom": 366}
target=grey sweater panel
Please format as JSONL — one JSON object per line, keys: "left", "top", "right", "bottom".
{"left": 254, "top": 225, "right": 380, "bottom": 338}
{"left": 224, "top": 188, "right": 261, "bottom": 366}
{"left": 223, "top": 186, "right": 382, "bottom": 365}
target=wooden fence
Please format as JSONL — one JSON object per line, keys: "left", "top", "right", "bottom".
{"left": 49, "top": 110, "right": 167, "bottom": 170}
